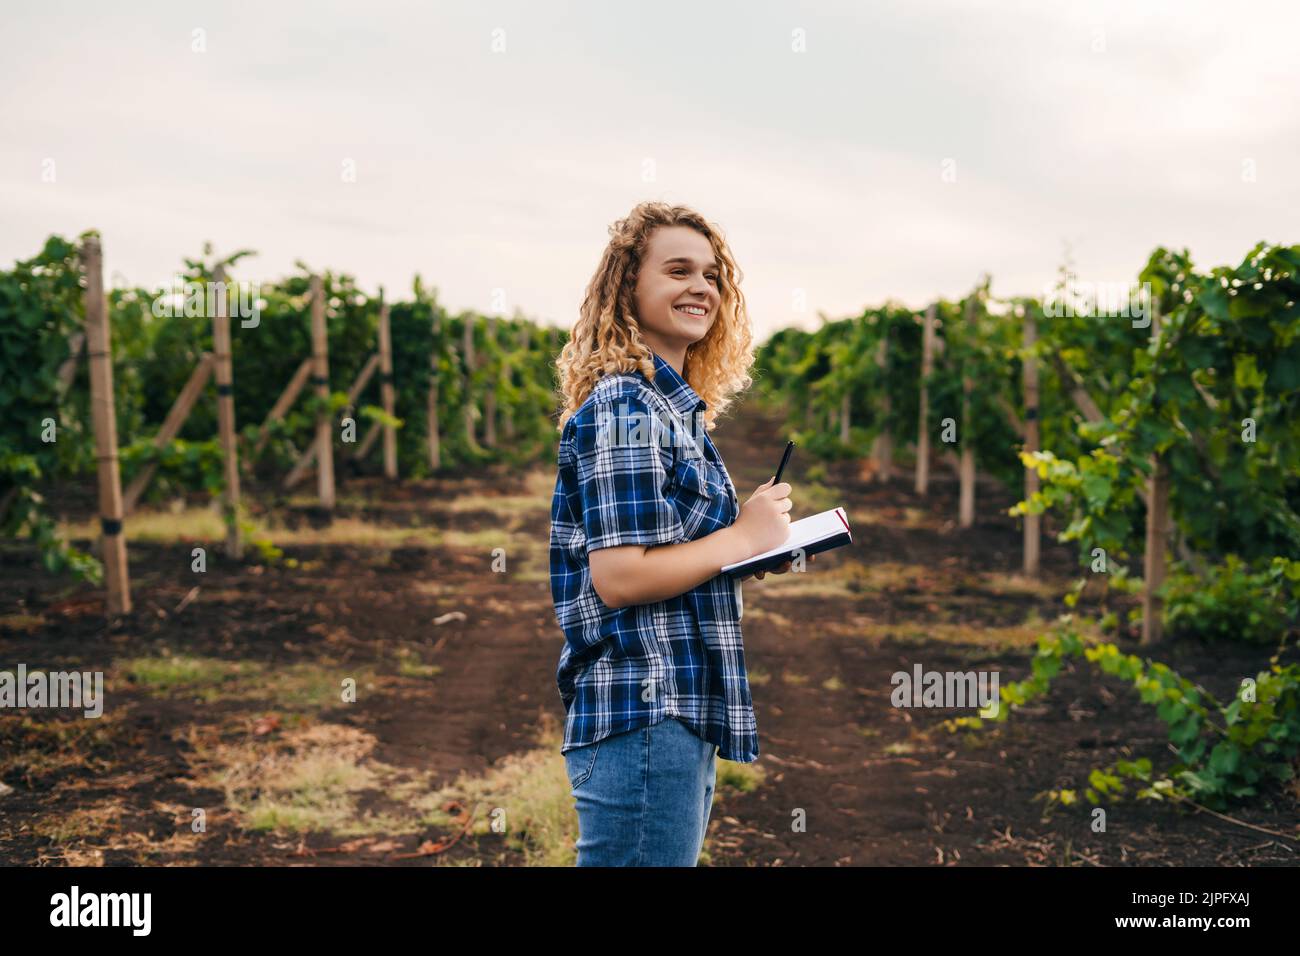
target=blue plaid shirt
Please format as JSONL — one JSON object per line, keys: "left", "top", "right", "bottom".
{"left": 550, "top": 351, "right": 758, "bottom": 762}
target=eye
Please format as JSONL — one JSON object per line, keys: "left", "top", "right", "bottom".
{"left": 707, "top": 274, "right": 719, "bottom": 283}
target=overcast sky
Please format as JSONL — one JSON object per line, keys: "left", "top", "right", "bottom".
{"left": 3, "top": 0, "right": 1297, "bottom": 339}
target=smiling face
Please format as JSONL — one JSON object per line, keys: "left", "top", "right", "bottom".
{"left": 632, "top": 225, "right": 722, "bottom": 365}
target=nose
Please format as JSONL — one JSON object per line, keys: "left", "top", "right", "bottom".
{"left": 688, "top": 274, "right": 713, "bottom": 297}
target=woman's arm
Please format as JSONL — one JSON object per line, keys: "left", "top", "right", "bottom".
{"left": 590, "top": 478, "right": 793, "bottom": 608}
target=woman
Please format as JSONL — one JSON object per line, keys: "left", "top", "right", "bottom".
{"left": 549, "top": 200, "right": 811, "bottom": 866}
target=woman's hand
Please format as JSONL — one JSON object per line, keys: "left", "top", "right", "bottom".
{"left": 733, "top": 477, "right": 793, "bottom": 557}
{"left": 741, "top": 552, "right": 817, "bottom": 581}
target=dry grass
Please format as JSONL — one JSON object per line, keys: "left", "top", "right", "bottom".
{"left": 32, "top": 798, "right": 124, "bottom": 846}
{"left": 409, "top": 713, "right": 579, "bottom": 867}
{"left": 750, "top": 558, "right": 1067, "bottom": 605}
{"left": 184, "top": 720, "right": 406, "bottom": 837}
{"left": 0, "top": 712, "right": 125, "bottom": 779}
{"left": 0, "top": 613, "right": 48, "bottom": 634}
{"left": 118, "top": 655, "right": 384, "bottom": 709}
{"left": 829, "top": 619, "right": 1050, "bottom": 650}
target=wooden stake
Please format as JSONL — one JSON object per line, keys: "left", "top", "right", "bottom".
{"left": 282, "top": 442, "right": 314, "bottom": 489}
{"left": 1051, "top": 347, "right": 1200, "bottom": 570}
{"left": 347, "top": 353, "right": 381, "bottom": 407}
{"left": 1142, "top": 454, "right": 1172, "bottom": 645}
{"left": 959, "top": 298, "right": 976, "bottom": 528}
{"left": 870, "top": 331, "right": 893, "bottom": 482}
{"left": 1022, "top": 305, "right": 1040, "bottom": 576}
{"left": 252, "top": 357, "right": 312, "bottom": 457}
{"left": 353, "top": 420, "right": 382, "bottom": 460}
{"left": 122, "top": 352, "right": 214, "bottom": 515}
{"left": 287, "top": 319, "right": 382, "bottom": 489}
{"left": 342, "top": 351, "right": 381, "bottom": 458}
{"left": 504, "top": 323, "right": 530, "bottom": 441}
{"left": 915, "top": 304, "right": 936, "bottom": 495}
{"left": 1142, "top": 301, "right": 1169, "bottom": 645}
{"left": 81, "top": 236, "right": 131, "bottom": 616}
{"left": 310, "top": 275, "right": 335, "bottom": 509}
{"left": 57, "top": 331, "right": 86, "bottom": 393}
{"left": 378, "top": 291, "right": 397, "bottom": 478}
{"left": 457, "top": 312, "right": 478, "bottom": 450}
{"left": 1052, "top": 354, "right": 1105, "bottom": 425}
{"left": 428, "top": 312, "right": 442, "bottom": 472}
{"left": 286, "top": 352, "right": 378, "bottom": 486}
{"left": 212, "top": 265, "right": 243, "bottom": 558}
{"left": 996, "top": 393, "right": 1025, "bottom": 438}
{"left": 483, "top": 314, "right": 497, "bottom": 449}
{"left": 462, "top": 316, "right": 482, "bottom": 452}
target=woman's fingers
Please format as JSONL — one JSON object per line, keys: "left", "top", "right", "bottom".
{"left": 751, "top": 553, "right": 817, "bottom": 582}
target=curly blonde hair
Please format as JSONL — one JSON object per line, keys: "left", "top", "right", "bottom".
{"left": 555, "top": 201, "right": 754, "bottom": 432}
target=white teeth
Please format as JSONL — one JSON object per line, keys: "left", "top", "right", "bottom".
{"left": 675, "top": 305, "right": 707, "bottom": 315}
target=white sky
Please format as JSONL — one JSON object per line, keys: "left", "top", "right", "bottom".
{"left": 2, "top": 0, "right": 1297, "bottom": 339}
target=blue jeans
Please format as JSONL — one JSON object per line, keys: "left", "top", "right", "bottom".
{"left": 563, "top": 717, "right": 719, "bottom": 866}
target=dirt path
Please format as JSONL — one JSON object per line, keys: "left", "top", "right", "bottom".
{"left": 1, "top": 400, "right": 1296, "bottom": 866}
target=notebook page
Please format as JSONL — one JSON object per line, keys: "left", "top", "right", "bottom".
{"left": 722, "top": 507, "right": 849, "bottom": 570}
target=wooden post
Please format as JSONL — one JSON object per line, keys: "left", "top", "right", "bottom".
{"left": 319, "top": 353, "right": 379, "bottom": 468}
{"left": 212, "top": 265, "right": 243, "bottom": 558}
{"left": 839, "top": 391, "right": 850, "bottom": 445}
{"left": 870, "top": 332, "right": 893, "bottom": 482}
{"left": 1050, "top": 349, "right": 1200, "bottom": 569}
{"left": 958, "top": 298, "right": 976, "bottom": 528}
{"left": 353, "top": 420, "right": 382, "bottom": 460}
{"left": 504, "top": 323, "right": 529, "bottom": 441}
{"left": 286, "top": 352, "right": 378, "bottom": 486}
{"left": 81, "top": 236, "right": 131, "bottom": 615}
{"left": 915, "top": 304, "right": 936, "bottom": 495}
{"left": 1142, "top": 301, "right": 1168, "bottom": 645}
{"left": 253, "top": 357, "right": 313, "bottom": 456}
{"left": 282, "top": 443, "right": 315, "bottom": 490}
{"left": 483, "top": 314, "right": 497, "bottom": 449}
{"left": 378, "top": 291, "right": 397, "bottom": 479}
{"left": 57, "top": 331, "right": 86, "bottom": 393}
{"left": 462, "top": 315, "right": 481, "bottom": 452}
{"left": 310, "top": 275, "right": 335, "bottom": 509}
{"left": 1142, "top": 455, "right": 1172, "bottom": 645}
{"left": 428, "top": 312, "right": 442, "bottom": 471}
{"left": 122, "top": 353, "right": 214, "bottom": 515}
{"left": 1022, "top": 305, "right": 1040, "bottom": 576}
{"left": 1052, "top": 354, "right": 1105, "bottom": 425}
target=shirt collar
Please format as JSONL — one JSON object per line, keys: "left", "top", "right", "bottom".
{"left": 646, "top": 350, "right": 707, "bottom": 418}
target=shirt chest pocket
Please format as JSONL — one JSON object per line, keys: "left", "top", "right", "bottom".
{"left": 670, "top": 453, "right": 730, "bottom": 541}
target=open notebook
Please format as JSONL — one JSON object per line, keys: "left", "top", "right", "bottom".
{"left": 721, "top": 506, "right": 852, "bottom": 577}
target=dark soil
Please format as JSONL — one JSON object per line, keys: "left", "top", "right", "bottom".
{"left": 2, "top": 400, "right": 1296, "bottom": 867}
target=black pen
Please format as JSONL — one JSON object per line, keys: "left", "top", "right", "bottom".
{"left": 773, "top": 440, "right": 794, "bottom": 485}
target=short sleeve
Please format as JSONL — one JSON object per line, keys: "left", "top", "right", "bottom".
{"left": 570, "top": 391, "right": 684, "bottom": 552}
